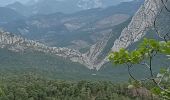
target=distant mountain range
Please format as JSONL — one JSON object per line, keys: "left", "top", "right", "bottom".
{"left": 1, "top": 0, "right": 143, "bottom": 51}
{"left": 5, "top": 0, "right": 141, "bottom": 16}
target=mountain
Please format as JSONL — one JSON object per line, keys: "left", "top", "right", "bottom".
{"left": 0, "top": 29, "right": 167, "bottom": 81}
{"left": 1, "top": 0, "right": 143, "bottom": 51}
{"left": 0, "top": 0, "right": 144, "bottom": 70}
{"left": 0, "top": 0, "right": 169, "bottom": 81}
{"left": 0, "top": 30, "right": 132, "bottom": 81}
{"left": 0, "top": 31, "right": 87, "bottom": 66}
{"left": 6, "top": 1, "right": 32, "bottom": 17}
{"left": 0, "top": 7, "right": 24, "bottom": 25}
{"left": 6, "top": 0, "right": 143, "bottom": 16}
{"left": 2, "top": 0, "right": 169, "bottom": 70}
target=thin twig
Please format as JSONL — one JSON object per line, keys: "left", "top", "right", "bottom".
{"left": 141, "top": 62, "right": 150, "bottom": 69}
{"left": 161, "top": 0, "right": 170, "bottom": 12}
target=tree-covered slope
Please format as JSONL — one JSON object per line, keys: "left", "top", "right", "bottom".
{"left": 0, "top": 48, "right": 128, "bottom": 81}
{"left": 0, "top": 75, "right": 157, "bottom": 100}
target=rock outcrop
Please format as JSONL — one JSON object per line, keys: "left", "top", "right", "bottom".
{"left": 112, "top": 0, "right": 163, "bottom": 51}
{"left": 0, "top": 31, "right": 88, "bottom": 67}
{"left": 83, "top": 32, "right": 112, "bottom": 70}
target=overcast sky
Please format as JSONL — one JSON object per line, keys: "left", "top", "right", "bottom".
{"left": 0, "top": 0, "right": 133, "bottom": 6}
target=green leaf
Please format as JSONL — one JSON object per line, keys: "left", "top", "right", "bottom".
{"left": 151, "top": 87, "right": 161, "bottom": 95}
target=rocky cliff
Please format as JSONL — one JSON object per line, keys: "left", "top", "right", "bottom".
{"left": 112, "top": 0, "right": 164, "bottom": 51}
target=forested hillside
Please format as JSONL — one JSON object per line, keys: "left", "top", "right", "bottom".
{"left": 0, "top": 74, "right": 159, "bottom": 100}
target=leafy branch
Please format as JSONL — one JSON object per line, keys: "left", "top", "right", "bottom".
{"left": 109, "top": 38, "right": 170, "bottom": 96}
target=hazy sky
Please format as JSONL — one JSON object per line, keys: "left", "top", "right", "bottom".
{"left": 0, "top": 0, "right": 29, "bottom": 6}
{"left": 0, "top": 0, "right": 133, "bottom": 6}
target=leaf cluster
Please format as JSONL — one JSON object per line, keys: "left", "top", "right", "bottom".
{"left": 109, "top": 38, "right": 170, "bottom": 65}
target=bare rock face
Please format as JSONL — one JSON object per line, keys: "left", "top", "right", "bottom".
{"left": 83, "top": 32, "right": 112, "bottom": 70}
{"left": 112, "top": 0, "right": 163, "bottom": 52}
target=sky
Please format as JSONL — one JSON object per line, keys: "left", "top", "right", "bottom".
{"left": 0, "top": 0, "right": 30, "bottom": 6}
{"left": 0, "top": 0, "right": 133, "bottom": 6}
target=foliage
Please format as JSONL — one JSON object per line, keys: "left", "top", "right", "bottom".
{"left": 0, "top": 75, "right": 152, "bottom": 100}
{"left": 109, "top": 38, "right": 170, "bottom": 65}
{"left": 109, "top": 38, "right": 170, "bottom": 99}
{"left": 0, "top": 48, "right": 124, "bottom": 81}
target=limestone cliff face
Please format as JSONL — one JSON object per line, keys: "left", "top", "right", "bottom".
{"left": 112, "top": 0, "right": 163, "bottom": 51}
{"left": 83, "top": 32, "right": 111, "bottom": 70}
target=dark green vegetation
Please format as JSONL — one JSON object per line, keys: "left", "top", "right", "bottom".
{"left": 0, "top": 48, "right": 129, "bottom": 81}
{"left": 0, "top": 34, "right": 167, "bottom": 82}
{"left": 0, "top": 43, "right": 158, "bottom": 100}
{"left": 0, "top": 48, "right": 161, "bottom": 100}
{"left": 0, "top": 75, "right": 156, "bottom": 100}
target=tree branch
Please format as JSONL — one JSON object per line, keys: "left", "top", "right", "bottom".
{"left": 161, "top": 0, "right": 170, "bottom": 12}
{"left": 154, "top": 0, "right": 170, "bottom": 40}
{"left": 126, "top": 63, "right": 138, "bottom": 81}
